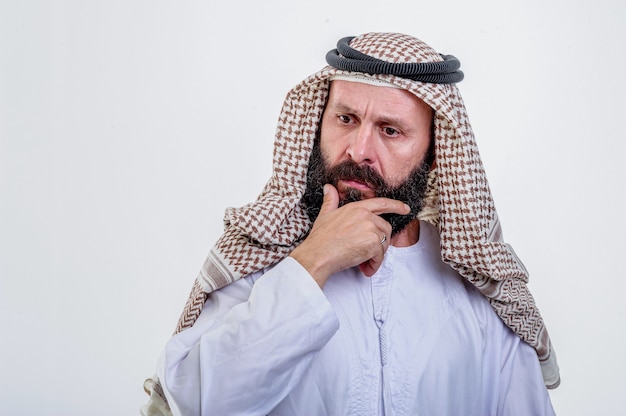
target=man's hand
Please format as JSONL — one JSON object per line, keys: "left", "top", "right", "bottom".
{"left": 290, "top": 184, "right": 410, "bottom": 287}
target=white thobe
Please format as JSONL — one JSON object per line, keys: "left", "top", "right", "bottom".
{"left": 158, "top": 221, "right": 555, "bottom": 416}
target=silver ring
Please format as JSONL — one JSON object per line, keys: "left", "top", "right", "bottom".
{"left": 380, "top": 234, "right": 387, "bottom": 245}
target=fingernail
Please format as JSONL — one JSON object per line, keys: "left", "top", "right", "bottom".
{"left": 404, "top": 203, "right": 411, "bottom": 212}
{"left": 323, "top": 184, "right": 329, "bottom": 195}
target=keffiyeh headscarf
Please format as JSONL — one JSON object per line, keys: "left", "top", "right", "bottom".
{"left": 143, "top": 32, "right": 560, "bottom": 414}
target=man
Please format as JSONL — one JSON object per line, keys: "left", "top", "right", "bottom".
{"left": 142, "top": 33, "right": 559, "bottom": 415}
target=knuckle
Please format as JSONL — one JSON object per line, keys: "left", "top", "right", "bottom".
{"left": 353, "top": 206, "right": 372, "bottom": 219}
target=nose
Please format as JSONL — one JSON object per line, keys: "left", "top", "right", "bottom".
{"left": 346, "top": 125, "right": 375, "bottom": 165}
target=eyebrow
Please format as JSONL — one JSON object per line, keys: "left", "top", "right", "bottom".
{"left": 329, "top": 102, "right": 357, "bottom": 115}
{"left": 329, "top": 101, "right": 411, "bottom": 130}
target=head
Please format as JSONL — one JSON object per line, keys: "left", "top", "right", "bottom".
{"left": 302, "top": 79, "right": 435, "bottom": 236}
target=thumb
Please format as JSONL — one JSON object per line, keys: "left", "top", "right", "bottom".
{"left": 319, "top": 184, "right": 339, "bottom": 215}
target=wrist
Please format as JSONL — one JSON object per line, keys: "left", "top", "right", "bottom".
{"left": 289, "top": 247, "right": 331, "bottom": 288}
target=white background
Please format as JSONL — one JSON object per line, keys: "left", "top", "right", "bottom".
{"left": 1, "top": 0, "right": 624, "bottom": 414}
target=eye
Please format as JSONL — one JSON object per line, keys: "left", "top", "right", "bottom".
{"left": 382, "top": 126, "right": 400, "bottom": 137}
{"left": 338, "top": 114, "right": 353, "bottom": 124}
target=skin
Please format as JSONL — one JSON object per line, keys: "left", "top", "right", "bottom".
{"left": 289, "top": 80, "right": 434, "bottom": 288}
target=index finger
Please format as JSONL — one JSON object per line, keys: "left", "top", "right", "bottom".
{"left": 349, "top": 197, "right": 411, "bottom": 216}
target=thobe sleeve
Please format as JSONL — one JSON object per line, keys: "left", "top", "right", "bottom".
{"left": 496, "top": 327, "right": 556, "bottom": 416}
{"left": 466, "top": 283, "right": 556, "bottom": 415}
{"left": 157, "top": 257, "right": 340, "bottom": 416}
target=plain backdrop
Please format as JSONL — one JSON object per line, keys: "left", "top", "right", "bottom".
{"left": 1, "top": 0, "right": 624, "bottom": 414}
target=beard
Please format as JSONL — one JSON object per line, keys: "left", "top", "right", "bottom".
{"left": 302, "top": 138, "right": 433, "bottom": 236}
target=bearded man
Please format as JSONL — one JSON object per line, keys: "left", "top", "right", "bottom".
{"left": 142, "top": 33, "right": 559, "bottom": 416}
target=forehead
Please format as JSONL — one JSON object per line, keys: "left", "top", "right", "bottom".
{"left": 325, "top": 80, "right": 433, "bottom": 120}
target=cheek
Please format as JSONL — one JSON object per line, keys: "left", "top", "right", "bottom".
{"left": 319, "top": 126, "right": 344, "bottom": 164}
{"left": 383, "top": 144, "right": 428, "bottom": 182}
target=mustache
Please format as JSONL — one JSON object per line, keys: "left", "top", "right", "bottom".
{"left": 323, "top": 160, "right": 386, "bottom": 191}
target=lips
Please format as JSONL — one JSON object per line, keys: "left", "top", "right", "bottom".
{"left": 337, "top": 179, "right": 376, "bottom": 199}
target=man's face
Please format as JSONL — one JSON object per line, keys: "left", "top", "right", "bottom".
{"left": 303, "top": 80, "right": 434, "bottom": 235}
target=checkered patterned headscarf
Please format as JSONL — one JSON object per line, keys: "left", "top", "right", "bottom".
{"left": 145, "top": 33, "right": 559, "bottom": 409}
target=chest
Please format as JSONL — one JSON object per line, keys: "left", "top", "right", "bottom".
{"left": 274, "top": 258, "right": 489, "bottom": 416}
